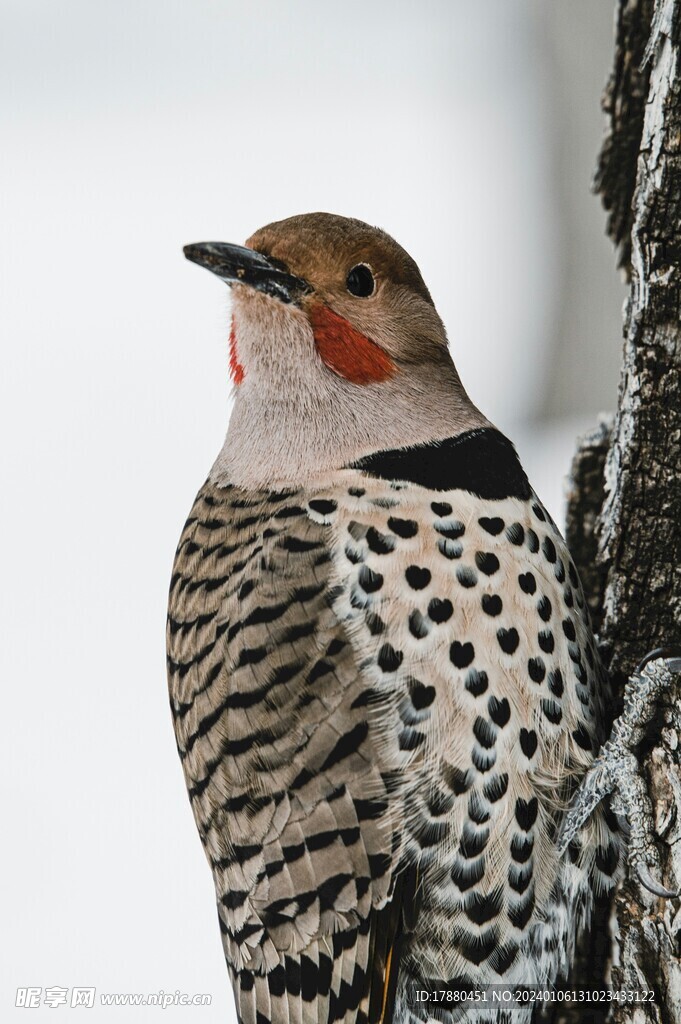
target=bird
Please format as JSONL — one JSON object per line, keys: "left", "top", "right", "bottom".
{"left": 167, "top": 213, "right": 621, "bottom": 1024}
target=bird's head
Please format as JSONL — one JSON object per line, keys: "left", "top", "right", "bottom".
{"left": 184, "top": 213, "right": 487, "bottom": 488}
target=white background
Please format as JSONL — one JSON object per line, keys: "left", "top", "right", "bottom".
{"left": 2, "top": 1, "right": 623, "bottom": 1019}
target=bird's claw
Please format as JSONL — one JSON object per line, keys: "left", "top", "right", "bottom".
{"left": 635, "top": 862, "right": 678, "bottom": 899}
{"left": 558, "top": 653, "right": 681, "bottom": 899}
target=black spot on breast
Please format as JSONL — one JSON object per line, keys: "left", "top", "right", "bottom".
{"left": 483, "top": 773, "right": 508, "bottom": 802}
{"left": 569, "top": 562, "right": 579, "bottom": 588}
{"left": 515, "top": 797, "right": 538, "bottom": 831}
{"left": 457, "top": 567, "right": 478, "bottom": 588}
{"left": 366, "top": 612, "right": 385, "bottom": 635}
{"left": 572, "top": 724, "right": 593, "bottom": 752}
{"left": 309, "top": 498, "right": 337, "bottom": 516}
{"left": 543, "top": 536, "right": 557, "bottom": 563}
{"left": 387, "top": 516, "right": 418, "bottom": 538}
{"left": 344, "top": 544, "right": 363, "bottom": 565}
{"left": 519, "top": 729, "right": 538, "bottom": 759}
{"left": 465, "top": 888, "right": 503, "bottom": 925}
{"left": 526, "top": 529, "right": 539, "bottom": 553}
{"left": 506, "top": 523, "right": 525, "bottom": 545}
{"left": 431, "top": 501, "right": 453, "bottom": 517}
{"left": 406, "top": 565, "right": 431, "bottom": 590}
{"left": 442, "top": 764, "right": 472, "bottom": 795}
{"left": 519, "top": 572, "right": 536, "bottom": 594}
{"left": 473, "top": 718, "right": 496, "bottom": 753}
{"left": 456, "top": 926, "right": 499, "bottom": 965}
{"left": 472, "top": 738, "right": 494, "bottom": 771}
{"left": 493, "top": 943, "right": 519, "bottom": 974}
{"left": 479, "top": 516, "right": 504, "bottom": 535}
{"left": 576, "top": 682, "right": 590, "bottom": 705}
{"left": 511, "top": 834, "right": 534, "bottom": 863}
{"left": 408, "top": 610, "right": 430, "bottom": 639}
{"left": 497, "top": 628, "right": 519, "bottom": 655}
{"left": 450, "top": 641, "right": 475, "bottom": 668}
{"left": 435, "top": 521, "right": 466, "bottom": 540}
{"left": 451, "top": 857, "right": 485, "bottom": 892}
{"left": 541, "top": 699, "right": 562, "bottom": 725}
{"left": 411, "top": 682, "right": 436, "bottom": 709}
{"left": 428, "top": 598, "right": 453, "bottom": 623}
{"left": 532, "top": 503, "right": 546, "bottom": 521}
{"left": 468, "top": 792, "right": 491, "bottom": 824}
{"left": 438, "top": 539, "right": 463, "bottom": 559}
{"left": 475, "top": 552, "right": 500, "bottom": 575}
{"left": 508, "top": 891, "right": 536, "bottom": 929}
{"left": 358, "top": 566, "right": 383, "bottom": 593}
{"left": 377, "top": 644, "right": 403, "bottom": 673}
{"left": 482, "top": 594, "right": 502, "bottom": 616}
{"left": 564, "top": 587, "right": 574, "bottom": 608}
{"left": 537, "top": 596, "right": 552, "bottom": 621}
{"left": 508, "top": 863, "right": 532, "bottom": 894}
{"left": 562, "top": 618, "right": 577, "bottom": 641}
{"left": 528, "top": 657, "right": 546, "bottom": 683}
{"left": 465, "top": 669, "right": 488, "bottom": 696}
{"left": 568, "top": 642, "right": 581, "bottom": 664}
{"left": 428, "top": 790, "right": 454, "bottom": 817}
{"left": 488, "top": 695, "right": 511, "bottom": 727}
{"left": 399, "top": 728, "right": 425, "bottom": 752}
{"left": 459, "top": 823, "right": 490, "bottom": 858}
{"left": 365, "top": 527, "right": 396, "bottom": 555}
{"left": 555, "top": 559, "right": 566, "bottom": 583}
{"left": 348, "top": 486, "right": 365, "bottom": 497}
{"left": 538, "top": 629, "right": 555, "bottom": 653}
{"left": 548, "top": 669, "right": 564, "bottom": 697}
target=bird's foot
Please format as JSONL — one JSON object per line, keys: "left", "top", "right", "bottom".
{"left": 557, "top": 648, "right": 681, "bottom": 899}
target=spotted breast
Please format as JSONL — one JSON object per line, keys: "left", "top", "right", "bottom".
{"left": 167, "top": 428, "right": 620, "bottom": 1024}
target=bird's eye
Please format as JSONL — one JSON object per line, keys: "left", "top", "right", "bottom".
{"left": 346, "top": 264, "right": 375, "bottom": 298}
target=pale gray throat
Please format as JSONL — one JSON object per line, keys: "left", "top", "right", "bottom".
{"left": 211, "top": 362, "right": 489, "bottom": 491}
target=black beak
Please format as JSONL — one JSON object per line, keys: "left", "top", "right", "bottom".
{"left": 183, "top": 242, "right": 311, "bottom": 305}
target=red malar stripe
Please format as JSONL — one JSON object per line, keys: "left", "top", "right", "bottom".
{"left": 310, "top": 304, "right": 396, "bottom": 385}
{"left": 228, "top": 315, "right": 245, "bottom": 385}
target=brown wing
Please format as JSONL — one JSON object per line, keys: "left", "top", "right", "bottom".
{"left": 167, "top": 480, "right": 411, "bottom": 1024}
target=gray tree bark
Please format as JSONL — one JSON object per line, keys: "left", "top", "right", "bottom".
{"left": 564, "top": 0, "right": 681, "bottom": 1020}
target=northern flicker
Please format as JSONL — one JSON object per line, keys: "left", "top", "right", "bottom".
{"left": 167, "top": 213, "right": 671, "bottom": 1024}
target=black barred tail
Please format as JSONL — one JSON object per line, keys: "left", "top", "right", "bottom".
{"left": 232, "top": 926, "right": 371, "bottom": 1024}
{"left": 231, "top": 867, "right": 419, "bottom": 1024}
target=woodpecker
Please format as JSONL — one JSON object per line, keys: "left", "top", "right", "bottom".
{"left": 167, "top": 214, "right": 623, "bottom": 1024}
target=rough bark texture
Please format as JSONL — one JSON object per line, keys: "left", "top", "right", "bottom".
{"left": 565, "top": 0, "right": 681, "bottom": 1020}
{"left": 565, "top": 417, "right": 613, "bottom": 637}
{"left": 594, "top": 0, "right": 655, "bottom": 273}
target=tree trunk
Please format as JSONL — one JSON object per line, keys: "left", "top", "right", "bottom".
{"left": 565, "top": 0, "right": 681, "bottom": 1020}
